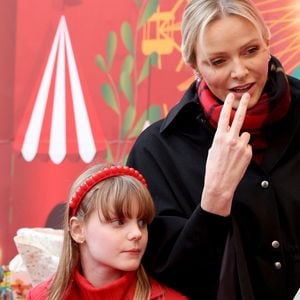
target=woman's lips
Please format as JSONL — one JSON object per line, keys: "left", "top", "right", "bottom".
{"left": 229, "top": 83, "right": 255, "bottom": 96}
{"left": 230, "top": 83, "right": 254, "bottom": 92}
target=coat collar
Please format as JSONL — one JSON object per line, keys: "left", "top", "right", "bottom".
{"left": 160, "top": 80, "right": 200, "bottom": 133}
{"left": 160, "top": 76, "right": 300, "bottom": 136}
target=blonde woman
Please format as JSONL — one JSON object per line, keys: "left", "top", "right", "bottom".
{"left": 127, "top": 0, "right": 300, "bottom": 299}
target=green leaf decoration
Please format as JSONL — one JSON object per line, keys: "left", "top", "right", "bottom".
{"left": 105, "top": 142, "right": 114, "bottom": 163}
{"left": 135, "top": 0, "right": 142, "bottom": 7}
{"left": 137, "top": 52, "right": 158, "bottom": 84}
{"left": 137, "top": 56, "right": 150, "bottom": 85}
{"left": 122, "top": 154, "right": 129, "bottom": 165}
{"left": 150, "top": 51, "right": 159, "bottom": 66}
{"left": 121, "top": 22, "right": 134, "bottom": 55}
{"left": 121, "top": 105, "right": 136, "bottom": 139}
{"left": 121, "top": 55, "right": 134, "bottom": 75}
{"left": 120, "top": 71, "right": 134, "bottom": 104}
{"left": 101, "top": 83, "right": 120, "bottom": 115}
{"left": 107, "top": 31, "right": 117, "bottom": 70}
{"left": 128, "top": 105, "right": 161, "bottom": 138}
{"left": 138, "top": 0, "right": 159, "bottom": 29}
{"left": 95, "top": 54, "right": 107, "bottom": 72}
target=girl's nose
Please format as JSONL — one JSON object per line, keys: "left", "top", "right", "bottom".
{"left": 127, "top": 223, "right": 142, "bottom": 241}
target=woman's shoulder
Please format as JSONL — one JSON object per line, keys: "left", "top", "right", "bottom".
{"left": 149, "top": 277, "right": 188, "bottom": 299}
{"left": 138, "top": 119, "right": 164, "bottom": 138}
{"left": 129, "top": 119, "right": 164, "bottom": 152}
{"left": 288, "top": 75, "right": 300, "bottom": 99}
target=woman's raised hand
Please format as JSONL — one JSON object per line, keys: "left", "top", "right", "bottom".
{"left": 201, "top": 93, "right": 252, "bottom": 216}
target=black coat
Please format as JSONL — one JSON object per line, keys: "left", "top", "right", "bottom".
{"left": 127, "top": 77, "right": 300, "bottom": 300}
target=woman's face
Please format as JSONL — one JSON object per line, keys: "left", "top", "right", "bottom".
{"left": 195, "top": 15, "right": 269, "bottom": 109}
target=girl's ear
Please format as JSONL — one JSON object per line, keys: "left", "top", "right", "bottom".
{"left": 69, "top": 217, "right": 85, "bottom": 244}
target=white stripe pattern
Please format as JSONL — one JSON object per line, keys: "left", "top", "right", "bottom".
{"left": 21, "top": 15, "right": 96, "bottom": 164}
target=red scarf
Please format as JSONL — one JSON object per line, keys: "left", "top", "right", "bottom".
{"left": 198, "top": 56, "right": 291, "bottom": 164}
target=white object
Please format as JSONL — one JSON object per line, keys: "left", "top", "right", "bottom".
{"left": 11, "top": 227, "right": 63, "bottom": 286}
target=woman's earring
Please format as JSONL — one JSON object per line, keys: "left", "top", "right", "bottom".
{"left": 194, "top": 70, "right": 201, "bottom": 81}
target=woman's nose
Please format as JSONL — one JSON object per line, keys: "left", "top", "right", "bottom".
{"left": 231, "top": 59, "right": 248, "bottom": 79}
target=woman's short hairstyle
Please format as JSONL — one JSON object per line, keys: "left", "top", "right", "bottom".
{"left": 181, "top": 0, "right": 271, "bottom": 68}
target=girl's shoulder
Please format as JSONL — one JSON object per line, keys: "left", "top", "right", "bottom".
{"left": 26, "top": 278, "right": 51, "bottom": 300}
{"left": 149, "top": 277, "right": 188, "bottom": 299}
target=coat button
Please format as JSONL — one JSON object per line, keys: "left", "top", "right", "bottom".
{"left": 271, "top": 240, "right": 280, "bottom": 248}
{"left": 261, "top": 180, "right": 269, "bottom": 188}
{"left": 274, "top": 262, "right": 282, "bottom": 270}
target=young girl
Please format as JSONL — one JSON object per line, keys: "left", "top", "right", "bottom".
{"left": 26, "top": 164, "right": 187, "bottom": 300}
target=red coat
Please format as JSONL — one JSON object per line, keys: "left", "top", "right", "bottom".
{"left": 26, "top": 270, "right": 187, "bottom": 299}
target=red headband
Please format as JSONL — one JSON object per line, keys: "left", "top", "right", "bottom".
{"left": 69, "top": 165, "right": 148, "bottom": 216}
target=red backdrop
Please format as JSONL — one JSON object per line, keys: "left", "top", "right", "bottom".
{"left": 0, "top": 0, "right": 300, "bottom": 264}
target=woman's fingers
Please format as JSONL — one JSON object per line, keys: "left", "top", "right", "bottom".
{"left": 217, "top": 93, "right": 250, "bottom": 136}
{"left": 240, "top": 131, "right": 251, "bottom": 145}
{"left": 202, "top": 93, "right": 252, "bottom": 216}
{"left": 216, "top": 93, "right": 235, "bottom": 133}
{"left": 230, "top": 93, "right": 250, "bottom": 135}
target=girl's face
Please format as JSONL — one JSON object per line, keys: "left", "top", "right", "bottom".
{"left": 79, "top": 199, "right": 148, "bottom": 282}
{"left": 195, "top": 15, "right": 269, "bottom": 109}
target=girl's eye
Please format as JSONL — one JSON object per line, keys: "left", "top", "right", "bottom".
{"left": 138, "top": 219, "right": 147, "bottom": 228}
{"left": 111, "top": 219, "right": 124, "bottom": 226}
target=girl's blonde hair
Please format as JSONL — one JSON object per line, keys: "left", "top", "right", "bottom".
{"left": 48, "top": 164, "right": 155, "bottom": 300}
{"left": 181, "top": 0, "right": 271, "bottom": 69}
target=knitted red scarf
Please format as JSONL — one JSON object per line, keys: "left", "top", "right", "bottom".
{"left": 198, "top": 56, "right": 291, "bottom": 164}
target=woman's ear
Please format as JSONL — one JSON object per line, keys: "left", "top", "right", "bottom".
{"left": 69, "top": 217, "right": 85, "bottom": 244}
{"left": 265, "top": 38, "right": 270, "bottom": 53}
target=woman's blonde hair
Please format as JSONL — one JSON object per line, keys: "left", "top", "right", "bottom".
{"left": 48, "top": 164, "right": 155, "bottom": 300}
{"left": 181, "top": 0, "right": 271, "bottom": 69}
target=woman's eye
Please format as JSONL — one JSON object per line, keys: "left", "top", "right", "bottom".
{"left": 211, "top": 58, "right": 225, "bottom": 66}
{"left": 246, "top": 46, "right": 259, "bottom": 55}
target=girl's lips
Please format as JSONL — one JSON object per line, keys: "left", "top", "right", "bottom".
{"left": 123, "top": 248, "right": 141, "bottom": 253}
